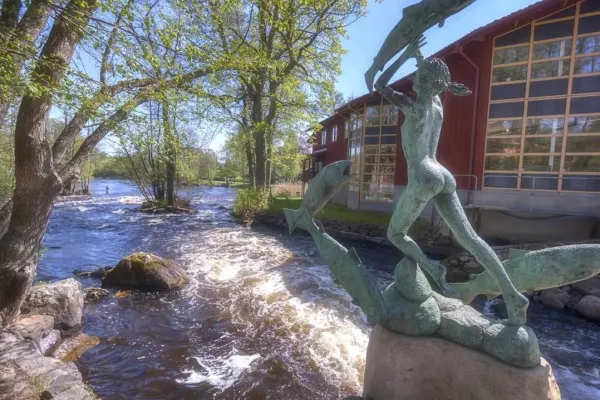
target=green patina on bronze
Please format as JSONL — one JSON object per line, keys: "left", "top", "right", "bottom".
{"left": 285, "top": 0, "right": 600, "bottom": 369}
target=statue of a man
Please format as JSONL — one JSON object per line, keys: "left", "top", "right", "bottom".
{"left": 375, "top": 36, "right": 529, "bottom": 326}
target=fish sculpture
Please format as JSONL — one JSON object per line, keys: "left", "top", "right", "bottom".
{"left": 451, "top": 244, "right": 600, "bottom": 303}
{"left": 365, "top": 0, "right": 476, "bottom": 92}
{"left": 284, "top": 160, "right": 351, "bottom": 234}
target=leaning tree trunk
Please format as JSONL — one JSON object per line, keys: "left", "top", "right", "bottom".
{"left": 0, "top": 0, "right": 98, "bottom": 327}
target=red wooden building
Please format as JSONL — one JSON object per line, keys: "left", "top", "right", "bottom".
{"left": 307, "top": 0, "right": 600, "bottom": 241}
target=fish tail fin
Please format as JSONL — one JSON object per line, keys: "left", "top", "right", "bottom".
{"left": 448, "top": 281, "right": 480, "bottom": 304}
{"left": 283, "top": 208, "right": 304, "bottom": 235}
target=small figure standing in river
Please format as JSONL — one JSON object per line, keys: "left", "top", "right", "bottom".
{"left": 106, "top": 185, "right": 109, "bottom": 195}
{"left": 374, "top": 35, "right": 529, "bottom": 325}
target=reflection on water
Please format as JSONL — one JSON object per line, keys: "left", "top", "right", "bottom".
{"left": 38, "top": 179, "right": 600, "bottom": 399}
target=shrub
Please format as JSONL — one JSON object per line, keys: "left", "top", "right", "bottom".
{"left": 231, "top": 188, "right": 269, "bottom": 221}
{"left": 273, "top": 188, "right": 291, "bottom": 199}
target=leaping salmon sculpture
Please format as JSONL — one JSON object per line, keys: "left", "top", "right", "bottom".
{"left": 451, "top": 245, "right": 600, "bottom": 303}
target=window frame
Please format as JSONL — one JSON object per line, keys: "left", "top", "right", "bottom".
{"left": 484, "top": 1, "right": 600, "bottom": 193}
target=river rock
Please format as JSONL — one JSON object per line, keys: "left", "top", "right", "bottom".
{"left": 0, "top": 332, "right": 95, "bottom": 400}
{"left": 84, "top": 287, "right": 110, "bottom": 302}
{"left": 11, "top": 314, "right": 55, "bottom": 344}
{"left": 39, "top": 329, "right": 62, "bottom": 356}
{"left": 575, "top": 295, "right": 600, "bottom": 321}
{"left": 363, "top": 326, "right": 560, "bottom": 400}
{"left": 75, "top": 266, "right": 112, "bottom": 279}
{"left": 572, "top": 277, "right": 600, "bottom": 297}
{"left": 52, "top": 333, "right": 101, "bottom": 362}
{"left": 102, "top": 252, "right": 190, "bottom": 291}
{"left": 540, "top": 288, "right": 570, "bottom": 309}
{"left": 21, "top": 279, "right": 84, "bottom": 329}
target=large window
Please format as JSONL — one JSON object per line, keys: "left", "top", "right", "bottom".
{"left": 485, "top": 0, "right": 600, "bottom": 192}
{"left": 361, "top": 98, "right": 398, "bottom": 202}
{"left": 320, "top": 130, "right": 327, "bottom": 146}
{"left": 348, "top": 111, "right": 363, "bottom": 192}
{"left": 332, "top": 125, "right": 338, "bottom": 142}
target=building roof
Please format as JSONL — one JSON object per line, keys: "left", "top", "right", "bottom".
{"left": 319, "top": 0, "right": 564, "bottom": 127}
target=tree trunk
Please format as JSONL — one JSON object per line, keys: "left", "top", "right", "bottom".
{"left": 245, "top": 146, "right": 255, "bottom": 188}
{"left": 0, "top": 0, "right": 98, "bottom": 326}
{"left": 0, "top": 0, "right": 53, "bottom": 131}
{"left": 162, "top": 102, "right": 176, "bottom": 207}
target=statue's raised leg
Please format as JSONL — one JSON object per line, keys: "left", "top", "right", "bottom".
{"left": 432, "top": 192, "right": 528, "bottom": 325}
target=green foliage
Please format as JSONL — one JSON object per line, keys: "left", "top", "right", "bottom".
{"left": 273, "top": 188, "right": 291, "bottom": 199}
{"left": 230, "top": 188, "right": 269, "bottom": 221}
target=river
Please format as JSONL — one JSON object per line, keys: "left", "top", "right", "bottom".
{"left": 37, "top": 179, "right": 600, "bottom": 399}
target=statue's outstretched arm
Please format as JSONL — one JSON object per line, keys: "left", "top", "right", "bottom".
{"left": 375, "top": 36, "right": 426, "bottom": 110}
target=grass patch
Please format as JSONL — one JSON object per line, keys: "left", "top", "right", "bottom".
{"left": 269, "top": 197, "right": 430, "bottom": 236}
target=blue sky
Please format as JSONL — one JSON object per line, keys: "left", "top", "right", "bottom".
{"left": 336, "top": 0, "right": 540, "bottom": 99}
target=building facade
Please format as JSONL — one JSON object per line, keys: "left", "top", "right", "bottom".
{"left": 308, "top": 0, "right": 600, "bottom": 241}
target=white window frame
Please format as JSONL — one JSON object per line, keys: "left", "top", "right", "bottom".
{"left": 321, "top": 131, "right": 327, "bottom": 145}
{"left": 332, "top": 125, "right": 338, "bottom": 142}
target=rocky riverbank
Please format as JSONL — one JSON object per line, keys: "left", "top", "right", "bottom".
{"left": 0, "top": 279, "right": 94, "bottom": 400}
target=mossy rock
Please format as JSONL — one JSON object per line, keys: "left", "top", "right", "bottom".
{"left": 102, "top": 252, "right": 190, "bottom": 291}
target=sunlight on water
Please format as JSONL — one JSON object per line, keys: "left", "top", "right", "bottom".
{"left": 178, "top": 351, "right": 262, "bottom": 389}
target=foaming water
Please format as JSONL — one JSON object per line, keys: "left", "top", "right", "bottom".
{"left": 38, "top": 179, "right": 600, "bottom": 399}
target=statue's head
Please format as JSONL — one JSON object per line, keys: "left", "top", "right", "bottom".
{"left": 414, "top": 57, "right": 471, "bottom": 98}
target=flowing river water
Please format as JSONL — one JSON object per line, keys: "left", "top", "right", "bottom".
{"left": 37, "top": 179, "right": 600, "bottom": 400}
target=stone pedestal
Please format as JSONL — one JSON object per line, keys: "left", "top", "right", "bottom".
{"left": 363, "top": 326, "right": 561, "bottom": 400}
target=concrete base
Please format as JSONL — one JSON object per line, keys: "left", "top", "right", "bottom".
{"left": 363, "top": 326, "right": 561, "bottom": 400}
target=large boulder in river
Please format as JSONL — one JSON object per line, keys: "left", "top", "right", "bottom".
{"left": 575, "top": 295, "right": 600, "bottom": 321}
{"left": 102, "top": 252, "right": 190, "bottom": 291}
{"left": 21, "top": 278, "right": 84, "bottom": 329}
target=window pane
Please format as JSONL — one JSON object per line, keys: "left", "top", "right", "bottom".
{"left": 493, "top": 45, "right": 529, "bottom": 65}
{"left": 573, "top": 75, "right": 600, "bottom": 94}
{"left": 490, "top": 102, "right": 525, "bottom": 118}
{"left": 378, "top": 183, "right": 395, "bottom": 202}
{"left": 361, "top": 183, "right": 378, "bottom": 201}
{"left": 563, "top": 175, "right": 600, "bottom": 192}
{"left": 530, "top": 59, "right": 570, "bottom": 78}
{"left": 492, "top": 65, "right": 528, "bottom": 82}
{"left": 568, "top": 115, "right": 600, "bottom": 134}
{"left": 484, "top": 173, "right": 518, "bottom": 188}
{"left": 366, "top": 107, "right": 381, "bottom": 126}
{"left": 574, "top": 56, "right": 600, "bottom": 74}
{"left": 540, "top": 6, "right": 575, "bottom": 21}
{"left": 521, "top": 174, "right": 558, "bottom": 190}
{"left": 564, "top": 155, "right": 600, "bottom": 172}
{"left": 534, "top": 20, "right": 574, "bottom": 41}
{"left": 380, "top": 145, "right": 396, "bottom": 154}
{"left": 365, "top": 126, "right": 379, "bottom": 136}
{"left": 526, "top": 117, "right": 565, "bottom": 135}
{"left": 524, "top": 137, "right": 562, "bottom": 153}
{"left": 576, "top": 34, "right": 600, "bottom": 54}
{"left": 527, "top": 98, "right": 566, "bottom": 116}
{"left": 487, "top": 119, "right": 523, "bottom": 136}
{"left": 381, "top": 125, "right": 397, "bottom": 135}
{"left": 522, "top": 155, "right": 560, "bottom": 171}
{"left": 491, "top": 83, "right": 526, "bottom": 100}
{"left": 379, "top": 165, "right": 395, "bottom": 174}
{"left": 532, "top": 39, "right": 572, "bottom": 59}
{"left": 529, "top": 79, "right": 569, "bottom": 97}
{"left": 485, "top": 156, "right": 519, "bottom": 170}
{"left": 381, "top": 136, "right": 396, "bottom": 144}
{"left": 364, "top": 145, "right": 379, "bottom": 155}
{"left": 365, "top": 136, "right": 378, "bottom": 145}
{"left": 570, "top": 96, "right": 600, "bottom": 114}
{"left": 486, "top": 137, "right": 521, "bottom": 154}
{"left": 496, "top": 25, "right": 531, "bottom": 47}
{"left": 380, "top": 155, "right": 395, "bottom": 164}
{"left": 363, "top": 164, "right": 377, "bottom": 174}
{"left": 578, "top": 14, "right": 600, "bottom": 35}
{"left": 364, "top": 155, "right": 377, "bottom": 164}
{"left": 581, "top": 1, "right": 600, "bottom": 14}
{"left": 566, "top": 136, "right": 600, "bottom": 152}
{"left": 382, "top": 105, "right": 398, "bottom": 125}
